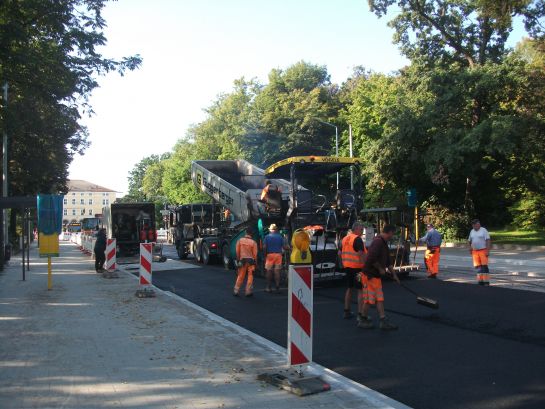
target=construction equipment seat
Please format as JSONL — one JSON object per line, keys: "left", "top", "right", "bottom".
{"left": 337, "top": 190, "right": 356, "bottom": 210}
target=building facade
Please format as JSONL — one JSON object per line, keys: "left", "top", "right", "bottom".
{"left": 63, "top": 180, "right": 117, "bottom": 224}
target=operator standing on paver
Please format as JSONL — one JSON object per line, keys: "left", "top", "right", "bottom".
{"left": 340, "top": 222, "right": 367, "bottom": 320}
{"left": 264, "top": 224, "right": 286, "bottom": 293}
{"left": 93, "top": 228, "right": 107, "bottom": 273}
{"left": 234, "top": 229, "right": 258, "bottom": 297}
{"left": 419, "top": 223, "right": 442, "bottom": 279}
{"left": 359, "top": 225, "right": 400, "bottom": 330}
{"left": 468, "top": 219, "right": 492, "bottom": 285}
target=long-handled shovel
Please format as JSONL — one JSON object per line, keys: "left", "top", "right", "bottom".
{"left": 399, "top": 282, "right": 439, "bottom": 309}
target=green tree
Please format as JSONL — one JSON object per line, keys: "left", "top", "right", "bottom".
{"left": 125, "top": 154, "right": 167, "bottom": 202}
{"left": 248, "top": 61, "right": 341, "bottom": 166}
{"left": 0, "top": 0, "right": 141, "bottom": 196}
{"left": 362, "top": 0, "right": 545, "bottom": 228}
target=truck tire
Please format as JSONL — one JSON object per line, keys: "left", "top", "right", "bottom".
{"left": 177, "top": 245, "right": 188, "bottom": 260}
{"left": 194, "top": 242, "right": 203, "bottom": 263}
{"left": 222, "top": 243, "right": 234, "bottom": 270}
{"left": 201, "top": 242, "right": 211, "bottom": 265}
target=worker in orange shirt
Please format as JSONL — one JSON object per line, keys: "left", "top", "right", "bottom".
{"left": 339, "top": 222, "right": 367, "bottom": 320}
{"left": 234, "top": 229, "right": 258, "bottom": 297}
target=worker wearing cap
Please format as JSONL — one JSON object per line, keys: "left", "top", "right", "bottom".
{"left": 339, "top": 222, "right": 367, "bottom": 320}
{"left": 234, "top": 229, "right": 258, "bottom": 297}
{"left": 468, "top": 219, "right": 492, "bottom": 285}
{"left": 264, "top": 224, "right": 287, "bottom": 293}
{"left": 419, "top": 223, "right": 442, "bottom": 279}
{"left": 359, "top": 224, "right": 400, "bottom": 330}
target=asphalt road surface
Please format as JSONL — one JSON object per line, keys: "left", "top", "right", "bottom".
{"left": 149, "top": 249, "right": 545, "bottom": 409}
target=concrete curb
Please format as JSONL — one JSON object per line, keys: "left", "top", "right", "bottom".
{"left": 120, "top": 266, "right": 412, "bottom": 409}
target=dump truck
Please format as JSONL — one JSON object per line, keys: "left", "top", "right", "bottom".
{"left": 102, "top": 202, "right": 156, "bottom": 256}
{"left": 189, "top": 157, "right": 365, "bottom": 281}
{"left": 186, "top": 160, "right": 292, "bottom": 267}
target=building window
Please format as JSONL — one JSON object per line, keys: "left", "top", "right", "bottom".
{"left": 80, "top": 199, "right": 85, "bottom": 204}
{"left": 72, "top": 192, "right": 75, "bottom": 196}
{"left": 105, "top": 199, "right": 109, "bottom": 205}
{"left": 72, "top": 199, "right": 76, "bottom": 205}
{"left": 63, "top": 199, "right": 67, "bottom": 205}
{"left": 88, "top": 192, "right": 92, "bottom": 196}
{"left": 88, "top": 199, "right": 93, "bottom": 205}
{"left": 81, "top": 192, "right": 84, "bottom": 196}
{"left": 63, "top": 209, "right": 67, "bottom": 216}
{"left": 102, "top": 199, "right": 106, "bottom": 205}
{"left": 72, "top": 209, "right": 76, "bottom": 216}
{"left": 81, "top": 209, "right": 85, "bottom": 215}
{"left": 88, "top": 209, "right": 93, "bottom": 216}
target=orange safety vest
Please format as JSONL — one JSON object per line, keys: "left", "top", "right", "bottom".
{"left": 236, "top": 236, "right": 258, "bottom": 261}
{"left": 341, "top": 233, "right": 366, "bottom": 269}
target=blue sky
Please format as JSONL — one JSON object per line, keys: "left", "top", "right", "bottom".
{"left": 67, "top": 0, "right": 526, "bottom": 195}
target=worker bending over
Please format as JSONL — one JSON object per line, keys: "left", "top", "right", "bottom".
{"left": 340, "top": 222, "right": 367, "bottom": 320}
{"left": 359, "top": 225, "right": 400, "bottom": 330}
{"left": 468, "top": 219, "right": 492, "bottom": 285}
{"left": 234, "top": 229, "right": 258, "bottom": 297}
{"left": 419, "top": 223, "right": 442, "bottom": 278}
{"left": 264, "top": 224, "right": 287, "bottom": 293}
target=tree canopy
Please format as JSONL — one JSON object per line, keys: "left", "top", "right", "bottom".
{"left": 126, "top": 2, "right": 545, "bottom": 236}
{"left": 0, "top": 0, "right": 141, "bottom": 196}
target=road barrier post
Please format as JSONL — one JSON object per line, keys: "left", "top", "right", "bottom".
{"left": 102, "top": 238, "right": 119, "bottom": 279}
{"left": 135, "top": 242, "right": 155, "bottom": 297}
{"left": 288, "top": 264, "right": 313, "bottom": 368}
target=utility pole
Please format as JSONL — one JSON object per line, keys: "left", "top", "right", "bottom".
{"left": 349, "top": 124, "right": 354, "bottom": 190}
{"left": 1, "top": 82, "right": 7, "bottom": 269}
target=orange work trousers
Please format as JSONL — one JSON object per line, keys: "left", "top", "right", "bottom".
{"left": 234, "top": 263, "right": 255, "bottom": 294}
{"left": 472, "top": 249, "right": 490, "bottom": 283}
{"left": 424, "top": 247, "right": 440, "bottom": 275}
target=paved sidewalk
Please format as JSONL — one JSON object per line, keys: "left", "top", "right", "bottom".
{"left": 0, "top": 243, "right": 409, "bottom": 409}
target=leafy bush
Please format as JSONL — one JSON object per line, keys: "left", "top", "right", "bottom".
{"left": 509, "top": 190, "right": 545, "bottom": 230}
{"left": 421, "top": 198, "right": 471, "bottom": 241}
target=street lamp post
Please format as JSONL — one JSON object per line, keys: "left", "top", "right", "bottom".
{"left": 314, "top": 118, "right": 339, "bottom": 189}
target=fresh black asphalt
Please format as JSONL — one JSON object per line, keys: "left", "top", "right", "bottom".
{"left": 148, "top": 261, "right": 545, "bottom": 409}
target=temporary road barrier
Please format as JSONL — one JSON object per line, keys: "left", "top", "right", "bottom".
{"left": 106, "top": 238, "right": 116, "bottom": 272}
{"left": 136, "top": 243, "right": 155, "bottom": 298}
{"left": 287, "top": 264, "right": 313, "bottom": 367}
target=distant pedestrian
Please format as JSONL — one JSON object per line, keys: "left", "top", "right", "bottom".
{"left": 339, "top": 222, "right": 367, "bottom": 320}
{"left": 264, "top": 224, "right": 287, "bottom": 293}
{"left": 94, "top": 228, "right": 107, "bottom": 272}
{"left": 419, "top": 223, "right": 442, "bottom": 278}
{"left": 468, "top": 219, "right": 491, "bottom": 285}
{"left": 359, "top": 225, "right": 400, "bottom": 330}
{"left": 234, "top": 229, "right": 258, "bottom": 297}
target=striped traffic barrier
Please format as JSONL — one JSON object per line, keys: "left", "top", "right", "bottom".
{"left": 106, "top": 239, "right": 116, "bottom": 271}
{"left": 136, "top": 243, "right": 155, "bottom": 297}
{"left": 287, "top": 264, "right": 313, "bottom": 367}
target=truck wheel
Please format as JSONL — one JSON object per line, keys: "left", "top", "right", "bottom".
{"left": 222, "top": 244, "right": 233, "bottom": 270}
{"left": 194, "top": 243, "right": 203, "bottom": 263}
{"left": 201, "top": 242, "right": 211, "bottom": 265}
{"left": 177, "top": 246, "right": 188, "bottom": 260}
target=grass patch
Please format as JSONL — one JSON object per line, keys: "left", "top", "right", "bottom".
{"left": 490, "top": 229, "right": 545, "bottom": 246}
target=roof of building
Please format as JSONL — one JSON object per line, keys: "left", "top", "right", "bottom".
{"left": 67, "top": 179, "right": 117, "bottom": 193}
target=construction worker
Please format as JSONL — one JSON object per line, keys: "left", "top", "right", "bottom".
{"left": 339, "top": 222, "right": 367, "bottom": 320}
{"left": 260, "top": 180, "right": 278, "bottom": 202}
{"left": 419, "top": 223, "right": 442, "bottom": 278}
{"left": 234, "top": 229, "right": 258, "bottom": 297}
{"left": 264, "top": 224, "right": 287, "bottom": 293}
{"left": 93, "top": 228, "right": 107, "bottom": 273}
{"left": 359, "top": 224, "right": 400, "bottom": 330}
{"left": 468, "top": 219, "right": 492, "bottom": 285}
